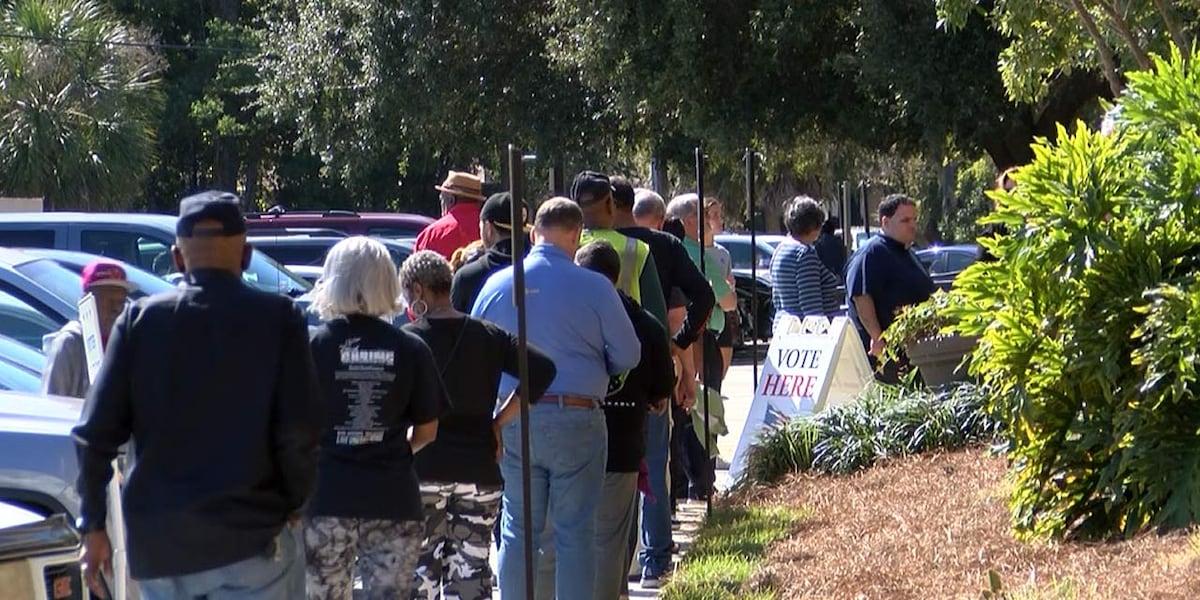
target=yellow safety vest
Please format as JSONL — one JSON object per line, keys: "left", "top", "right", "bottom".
{"left": 580, "top": 228, "right": 650, "bottom": 305}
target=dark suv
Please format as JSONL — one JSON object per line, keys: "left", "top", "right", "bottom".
{"left": 244, "top": 208, "right": 434, "bottom": 239}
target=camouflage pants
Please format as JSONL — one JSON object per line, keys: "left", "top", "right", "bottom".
{"left": 411, "top": 482, "right": 503, "bottom": 600}
{"left": 304, "top": 516, "right": 423, "bottom": 600}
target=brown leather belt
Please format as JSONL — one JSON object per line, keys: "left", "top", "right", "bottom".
{"left": 537, "top": 394, "right": 599, "bottom": 409}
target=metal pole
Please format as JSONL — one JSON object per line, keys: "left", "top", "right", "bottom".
{"left": 508, "top": 144, "right": 535, "bottom": 600}
{"left": 745, "top": 148, "right": 760, "bottom": 390}
{"left": 548, "top": 158, "right": 564, "bottom": 196}
{"left": 841, "top": 182, "right": 853, "bottom": 259}
{"left": 861, "top": 180, "right": 871, "bottom": 238}
{"left": 695, "top": 147, "right": 712, "bottom": 517}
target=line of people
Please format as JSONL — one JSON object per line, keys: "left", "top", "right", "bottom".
{"left": 71, "top": 169, "right": 739, "bottom": 600}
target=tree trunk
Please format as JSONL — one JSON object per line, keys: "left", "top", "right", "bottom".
{"left": 1151, "top": 0, "right": 1191, "bottom": 59}
{"left": 1096, "top": 1, "right": 1152, "bottom": 70}
{"left": 1070, "top": 0, "right": 1126, "bottom": 97}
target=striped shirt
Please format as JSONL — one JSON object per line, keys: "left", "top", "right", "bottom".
{"left": 769, "top": 239, "right": 842, "bottom": 332}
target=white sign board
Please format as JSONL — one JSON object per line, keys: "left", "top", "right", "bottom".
{"left": 726, "top": 316, "right": 873, "bottom": 484}
{"left": 78, "top": 293, "right": 105, "bottom": 385}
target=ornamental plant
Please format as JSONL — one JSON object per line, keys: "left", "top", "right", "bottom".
{"left": 947, "top": 48, "right": 1200, "bottom": 539}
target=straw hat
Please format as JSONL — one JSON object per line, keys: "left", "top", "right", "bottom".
{"left": 435, "top": 171, "right": 485, "bottom": 202}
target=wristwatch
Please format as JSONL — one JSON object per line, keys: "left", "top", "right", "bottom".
{"left": 75, "top": 517, "right": 105, "bottom": 534}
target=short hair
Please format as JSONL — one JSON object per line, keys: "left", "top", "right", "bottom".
{"left": 535, "top": 197, "right": 584, "bottom": 232}
{"left": 662, "top": 217, "right": 686, "bottom": 240}
{"left": 878, "top": 194, "right": 916, "bottom": 219}
{"left": 575, "top": 240, "right": 621, "bottom": 284}
{"left": 666, "top": 193, "right": 700, "bottom": 221}
{"left": 784, "top": 196, "right": 826, "bottom": 237}
{"left": 633, "top": 189, "right": 666, "bottom": 221}
{"left": 311, "top": 236, "right": 400, "bottom": 320}
{"left": 399, "top": 250, "right": 454, "bottom": 297}
{"left": 611, "top": 176, "right": 635, "bottom": 209}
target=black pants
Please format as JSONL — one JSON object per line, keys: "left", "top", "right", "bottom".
{"left": 673, "top": 331, "right": 722, "bottom": 500}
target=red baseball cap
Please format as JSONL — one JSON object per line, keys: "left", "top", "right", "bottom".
{"left": 81, "top": 261, "right": 137, "bottom": 293}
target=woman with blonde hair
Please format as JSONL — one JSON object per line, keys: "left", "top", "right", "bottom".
{"left": 400, "top": 250, "right": 556, "bottom": 600}
{"left": 305, "top": 236, "right": 450, "bottom": 600}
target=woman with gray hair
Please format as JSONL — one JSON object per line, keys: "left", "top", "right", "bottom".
{"left": 305, "top": 236, "right": 449, "bottom": 600}
{"left": 399, "top": 250, "right": 556, "bottom": 600}
{"left": 769, "top": 197, "right": 843, "bottom": 333}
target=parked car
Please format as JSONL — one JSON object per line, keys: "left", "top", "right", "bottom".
{"left": 916, "top": 243, "right": 981, "bottom": 291}
{"left": 0, "top": 213, "right": 312, "bottom": 298}
{"left": 248, "top": 235, "right": 414, "bottom": 269}
{"left": 714, "top": 234, "right": 777, "bottom": 274}
{"left": 732, "top": 271, "right": 775, "bottom": 345}
{"left": 0, "top": 391, "right": 107, "bottom": 598}
{"left": 0, "top": 249, "right": 88, "bottom": 349}
{"left": 244, "top": 208, "right": 434, "bottom": 239}
{"left": 0, "top": 334, "right": 45, "bottom": 374}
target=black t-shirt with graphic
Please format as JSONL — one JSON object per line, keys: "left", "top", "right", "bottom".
{"left": 403, "top": 316, "right": 556, "bottom": 486}
{"left": 307, "top": 314, "right": 449, "bottom": 521}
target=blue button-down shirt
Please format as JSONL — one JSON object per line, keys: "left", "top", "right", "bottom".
{"left": 471, "top": 243, "right": 641, "bottom": 401}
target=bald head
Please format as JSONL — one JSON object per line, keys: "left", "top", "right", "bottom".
{"left": 534, "top": 197, "right": 585, "bottom": 256}
{"left": 633, "top": 188, "right": 667, "bottom": 229}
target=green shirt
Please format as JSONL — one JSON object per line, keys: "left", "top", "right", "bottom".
{"left": 683, "top": 237, "right": 730, "bottom": 332}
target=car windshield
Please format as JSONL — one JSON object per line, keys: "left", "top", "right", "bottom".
{"left": 0, "top": 355, "right": 39, "bottom": 393}
{"left": 244, "top": 252, "right": 313, "bottom": 297}
{"left": 0, "top": 335, "right": 45, "bottom": 373}
{"left": 11, "top": 259, "right": 91, "bottom": 307}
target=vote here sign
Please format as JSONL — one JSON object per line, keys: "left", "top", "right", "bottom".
{"left": 726, "top": 316, "right": 873, "bottom": 485}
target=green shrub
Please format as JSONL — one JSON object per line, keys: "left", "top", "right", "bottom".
{"left": 947, "top": 49, "right": 1200, "bottom": 539}
{"left": 743, "top": 382, "right": 998, "bottom": 484}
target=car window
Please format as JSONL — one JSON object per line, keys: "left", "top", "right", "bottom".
{"left": 0, "top": 499, "right": 47, "bottom": 530}
{"left": 0, "top": 229, "right": 56, "bottom": 248}
{"left": 136, "top": 238, "right": 173, "bottom": 275}
{"left": 13, "top": 259, "right": 92, "bottom": 308}
{"left": 245, "top": 252, "right": 313, "bottom": 297}
{"left": 366, "top": 226, "right": 424, "bottom": 238}
{"left": 928, "top": 253, "right": 949, "bottom": 275}
{"left": 81, "top": 230, "right": 139, "bottom": 264}
{"left": 0, "top": 355, "right": 40, "bottom": 392}
{"left": 255, "top": 244, "right": 329, "bottom": 267}
{"left": 0, "top": 289, "right": 61, "bottom": 349}
{"left": 944, "top": 251, "right": 977, "bottom": 273}
{"left": 722, "top": 241, "right": 751, "bottom": 270}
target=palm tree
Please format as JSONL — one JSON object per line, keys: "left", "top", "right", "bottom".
{"left": 0, "top": 0, "right": 163, "bottom": 210}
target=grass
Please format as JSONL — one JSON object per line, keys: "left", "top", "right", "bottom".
{"left": 660, "top": 505, "right": 807, "bottom": 600}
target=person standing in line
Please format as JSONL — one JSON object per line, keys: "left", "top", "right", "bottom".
{"left": 305, "top": 237, "right": 450, "bottom": 599}
{"left": 845, "top": 194, "right": 936, "bottom": 383}
{"left": 617, "top": 182, "right": 715, "bottom": 588}
{"left": 42, "top": 261, "right": 137, "bottom": 398}
{"left": 450, "top": 192, "right": 530, "bottom": 312}
{"left": 770, "top": 197, "right": 844, "bottom": 333}
{"left": 472, "top": 198, "right": 641, "bottom": 600}
{"left": 703, "top": 197, "right": 738, "bottom": 380}
{"left": 665, "top": 193, "right": 737, "bottom": 501}
{"left": 416, "top": 171, "right": 488, "bottom": 258}
{"left": 813, "top": 215, "right": 847, "bottom": 281}
{"left": 400, "top": 250, "right": 556, "bottom": 600}
{"left": 73, "top": 191, "right": 323, "bottom": 599}
{"left": 575, "top": 240, "right": 675, "bottom": 600}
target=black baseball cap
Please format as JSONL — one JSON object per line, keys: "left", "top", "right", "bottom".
{"left": 569, "top": 171, "right": 614, "bottom": 205}
{"left": 177, "top": 191, "right": 247, "bottom": 237}
{"left": 479, "top": 192, "right": 530, "bottom": 232}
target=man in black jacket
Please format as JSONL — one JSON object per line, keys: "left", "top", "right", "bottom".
{"left": 613, "top": 178, "right": 716, "bottom": 587}
{"left": 450, "top": 191, "right": 529, "bottom": 312}
{"left": 576, "top": 240, "right": 675, "bottom": 600}
{"left": 73, "top": 191, "right": 323, "bottom": 599}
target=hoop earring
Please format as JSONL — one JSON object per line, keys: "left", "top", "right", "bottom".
{"left": 410, "top": 299, "right": 429, "bottom": 318}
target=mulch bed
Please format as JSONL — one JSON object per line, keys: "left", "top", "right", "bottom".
{"left": 738, "top": 448, "right": 1200, "bottom": 599}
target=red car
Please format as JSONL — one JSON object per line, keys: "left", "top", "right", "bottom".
{"left": 244, "top": 208, "right": 435, "bottom": 239}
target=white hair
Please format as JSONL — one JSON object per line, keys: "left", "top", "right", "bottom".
{"left": 310, "top": 236, "right": 400, "bottom": 320}
{"left": 633, "top": 188, "right": 666, "bottom": 220}
{"left": 666, "top": 193, "right": 700, "bottom": 220}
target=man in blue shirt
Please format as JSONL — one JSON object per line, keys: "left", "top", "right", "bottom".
{"left": 845, "top": 194, "right": 936, "bottom": 382}
{"left": 472, "top": 197, "right": 641, "bottom": 600}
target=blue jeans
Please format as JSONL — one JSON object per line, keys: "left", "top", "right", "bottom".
{"left": 137, "top": 526, "right": 304, "bottom": 600}
{"left": 639, "top": 410, "right": 672, "bottom": 577}
{"left": 498, "top": 403, "right": 607, "bottom": 600}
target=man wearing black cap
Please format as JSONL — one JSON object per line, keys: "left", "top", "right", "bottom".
{"left": 72, "top": 191, "right": 323, "bottom": 599}
{"left": 450, "top": 192, "right": 529, "bottom": 313}
{"left": 573, "top": 171, "right": 668, "bottom": 328}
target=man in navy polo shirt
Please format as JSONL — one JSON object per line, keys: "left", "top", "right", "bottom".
{"left": 845, "top": 194, "right": 935, "bottom": 382}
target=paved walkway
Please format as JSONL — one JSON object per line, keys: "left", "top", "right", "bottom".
{"left": 495, "top": 352, "right": 764, "bottom": 598}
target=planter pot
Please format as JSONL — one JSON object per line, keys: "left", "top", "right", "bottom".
{"left": 905, "top": 334, "right": 978, "bottom": 388}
